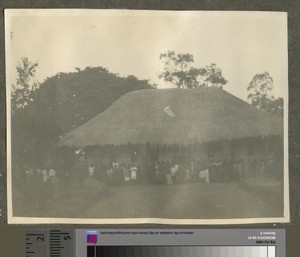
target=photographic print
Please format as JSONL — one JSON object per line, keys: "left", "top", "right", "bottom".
{"left": 5, "top": 10, "right": 289, "bottom": 224}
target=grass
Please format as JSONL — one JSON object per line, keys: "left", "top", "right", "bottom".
{"left": 12, "top": 179, "right": 283, "bottom": 220}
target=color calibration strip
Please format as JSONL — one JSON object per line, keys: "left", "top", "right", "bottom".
{"left": 87, "top": 246, "right": 275, "bottom": 257}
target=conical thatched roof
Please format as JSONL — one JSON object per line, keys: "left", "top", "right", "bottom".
{"left": 59, "top": 87, "right": 283, "bottom": 147}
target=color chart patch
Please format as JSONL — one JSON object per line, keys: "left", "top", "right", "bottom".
{"left": 87, "top": 231, "right": 98, "bottom": 244}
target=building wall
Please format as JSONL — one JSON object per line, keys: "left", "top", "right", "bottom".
{"left": 84, "top": 136, "right": 283, "bottom": 178}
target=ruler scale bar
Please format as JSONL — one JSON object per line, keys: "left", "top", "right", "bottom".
{"left": 49, "top": 230, "right": 74, "bottom": 257}
{"left": 26, "top": 230, "right": 48, "bottom": 257}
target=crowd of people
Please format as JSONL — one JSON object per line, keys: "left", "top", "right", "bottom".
{"left": 84, "top": 158, "right": 268, "bottom": 186}
{"left": 19, "top": 157, "right": 271, "bottom": 200}
{"left": 20, "top": 164, "right": 60, "bottom": 202}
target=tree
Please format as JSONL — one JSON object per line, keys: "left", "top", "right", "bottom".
{"left": 247, "top": 72, "right": 283, "bottom": 116}
{"left": 11, "top": 57, "right": 39, "bottom": 113}
{"left": 198, "top": 63, "right": 228, "bottom": 88}
{"left": 11, "top": 66, "right": 156, "bottom": 169}
{"left": 265, "top": 97, "right": 284, "bottom": 116}
{"left": 158, "top": 51, "right": 200, "bottom": 88}
{"left": 158, "top": 51, "right": 227, "bottom": 89}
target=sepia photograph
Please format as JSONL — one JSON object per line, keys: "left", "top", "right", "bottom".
{"left": 5, "top": 10, "right": 289, "bottom": 224}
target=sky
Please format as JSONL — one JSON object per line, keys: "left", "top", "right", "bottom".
{"left": 6, "top": 10, "right": 288, "bottom": 101}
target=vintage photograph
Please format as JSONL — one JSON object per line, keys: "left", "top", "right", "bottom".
{"left": 5, "top": 10, "right": 289, "bottom": 224}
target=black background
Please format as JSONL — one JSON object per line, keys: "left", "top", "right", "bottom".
{"left": 0, "top": 1, "right": 299, "bottom": 256}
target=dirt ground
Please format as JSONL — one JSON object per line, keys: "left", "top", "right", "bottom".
{"left": 13, "top": 180, "right": 283, "bottom": 220}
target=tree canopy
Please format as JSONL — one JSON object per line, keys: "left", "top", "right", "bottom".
{"left": 247, "top": 72, "right": 283, "bottom": 116}
{"left": 11, "top": 64, "right": 155, "bottom": 168}
{"left": 198, "top": 63, "right": 228, "bottom": 88}
{"left": 11, "top": 57, "right": 39, "bottom": 112}
{"left": 158, "top": 51, "right": 227, "bottom": 89}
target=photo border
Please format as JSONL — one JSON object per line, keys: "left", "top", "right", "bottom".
{"left": 5, "top": 9, "right": 290, "bottom": 225}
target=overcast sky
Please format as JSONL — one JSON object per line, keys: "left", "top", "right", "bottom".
{"left": 6, "top": 10, "right": 287, "bottom": 101}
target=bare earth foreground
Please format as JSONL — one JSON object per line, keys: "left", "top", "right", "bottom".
{"left": 13, "top": 179, "right": 283, "bottom": 220}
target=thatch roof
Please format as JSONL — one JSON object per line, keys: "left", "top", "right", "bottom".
{"left": 59, "top": 87, "right": 283, "bottom": 147}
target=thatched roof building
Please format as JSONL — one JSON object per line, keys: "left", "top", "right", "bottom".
{"left": 59, "top": 87, "right": 283, "bottom": 148}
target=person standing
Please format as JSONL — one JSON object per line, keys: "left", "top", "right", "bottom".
{"left": 123, "top": 164, "right": 131, "bottom": 183}
{"left": 154, "top": 162, "right": 160, "bottom": 183}
{"left": 170, "top": 164, "right": 178, "bottom": 184}
{"left": 48, "top": 168, "right": 57, "bottom": 182}
{"left": 199, "top": 160, "right": 210, "bottom": 183}
{"left": 106, "top": 165, "right": 114, "bottom": 185}
{"left": 112, "top": 162, "right": 119, "bottom": 184}
{"left": 257, "top": 160, "right": 266, "bottom": 175}
{"left": 88, "top": 165, "right": 95, "bottom": 178}
{"left": 41, "top": 168, "right": 49, "bottom": 183}
{"left": 130, "top": 165, "right": 138, "bottom": 183}
{"left": 166, "top": 173, "right": 173, "bottom": 185}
